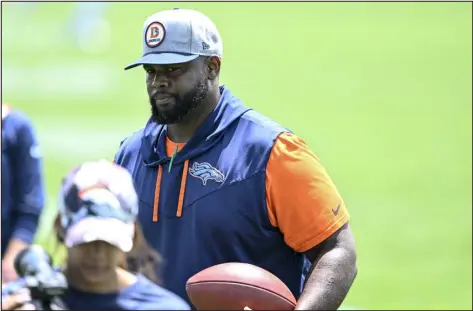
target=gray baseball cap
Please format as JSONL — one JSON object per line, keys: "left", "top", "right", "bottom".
{"left": 124, "top": 8, "right": 223, "bottom": 70}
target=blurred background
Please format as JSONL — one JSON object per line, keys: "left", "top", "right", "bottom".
{"left": 1, "top": 2, "right": 472, "bottom": 310}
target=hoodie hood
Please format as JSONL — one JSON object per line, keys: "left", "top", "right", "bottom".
{"left": 140, "top": 86, "right": 252, "bottom": 223}
{"left": 141, "top": 86, "right": 252, "bottom": 167}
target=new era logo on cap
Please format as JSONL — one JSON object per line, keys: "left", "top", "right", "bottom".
{"left": 125, "top": 9, "right": 223, "bottom": 70}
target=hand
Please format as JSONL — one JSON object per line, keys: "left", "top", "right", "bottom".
{"left": 1, "top": 258, "right": 19, "bottom": 284}
{"left": 1, "top": 289, "right": 36, "bottom": 310}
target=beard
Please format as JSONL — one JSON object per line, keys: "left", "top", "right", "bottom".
{"left": 150, "top": 77, "right": 209, "bottom": 124}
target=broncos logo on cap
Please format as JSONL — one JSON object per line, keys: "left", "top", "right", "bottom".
{"left": 189, "top": 162, "right": 225, "bottom": 186}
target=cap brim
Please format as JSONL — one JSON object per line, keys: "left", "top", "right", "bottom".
{"left": 124, "top": 53, "right": 200, "bottom": 70}
{"left": 65, "top": 217, "right": 135, "bottom": 252}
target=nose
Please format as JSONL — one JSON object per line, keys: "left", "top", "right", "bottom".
{"left": 87, "top": 241, "right": 109, "bottom": 258}
{"left": 151, "top": 72, "right": 169, "bottom": 89}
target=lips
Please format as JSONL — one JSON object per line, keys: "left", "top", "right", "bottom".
{"left": 153, "top": 93, "right": 175, "bottom": 106}
{"left": 154, "top": 93, "right": 174, "bottom": 100}
{"left": 152, "top": 93, "right": 174, "bottom": 100}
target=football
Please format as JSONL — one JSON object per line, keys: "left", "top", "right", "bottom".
{"left": 186, "top": 262, "right": 297, "bottom": 310}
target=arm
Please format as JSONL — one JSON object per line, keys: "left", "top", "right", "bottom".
{"left": 3, "top": 114, "right": 45, "bottom": 263}
{"left": 266, "top": 133, "right": 357, "bottom": 310}
{"left": 296, "top": 223, "right": 357, "bottom": 310}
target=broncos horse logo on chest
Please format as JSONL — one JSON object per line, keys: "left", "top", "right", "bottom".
{"left": 189, "top": 162, "right": 226, "bottom": 186}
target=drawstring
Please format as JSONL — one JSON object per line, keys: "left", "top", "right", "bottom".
{"left": 152, "top": 146, "right": 189, "bottom": 222}
{"left": 152, "top": 165, "right": 163, "bottom": 222}
{"left": 176, "top": 160, "right": 189, "bottom": 217}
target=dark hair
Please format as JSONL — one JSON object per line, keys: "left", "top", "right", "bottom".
{"left": 122, "top": 222, "right": 162, "bottom": 285}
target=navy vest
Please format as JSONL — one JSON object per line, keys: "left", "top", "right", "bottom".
{"left": 115, "top": 87, "right": 309, "bottom": 304}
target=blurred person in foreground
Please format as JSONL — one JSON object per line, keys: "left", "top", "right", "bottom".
{"left": 1, "top": 160, "right": 190, "bottom": 310}
{"left": 114, "top": 8, "right": 358, "bottom": 310}
{"left": 1, "top": 103, "right": 45, "bottom": 284}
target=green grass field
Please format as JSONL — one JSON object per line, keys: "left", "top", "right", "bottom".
{"left": 2, "top": 2, "right": 472, "bottom": 310}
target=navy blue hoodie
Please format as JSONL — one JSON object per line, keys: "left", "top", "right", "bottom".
{"left": 63, "top": 274, "right": 190, "bottom": 310}
{"left": 1, "top": 106, "right": 45, "bottom": 256}
{"left": 2, "top": 274, "right": 190, "bottom": 310}
{"left": 114, "top": 86, "right": 309, "bottom": 304}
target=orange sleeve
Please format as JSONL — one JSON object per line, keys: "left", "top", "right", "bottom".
{"left": 266, "top": 133, "right": 349, "bottom": 253}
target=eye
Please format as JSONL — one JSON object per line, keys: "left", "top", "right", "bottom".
{"left": 167, "top": 67, "right": 181, "bottom": 73}
{"left": 144, "top": 67, "right": 155, "bottom": 74}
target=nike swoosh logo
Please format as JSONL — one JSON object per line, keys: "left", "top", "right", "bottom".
{"left": 332, "top": 203, "right": 341, "bottom": 216}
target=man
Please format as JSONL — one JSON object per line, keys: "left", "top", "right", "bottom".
{"left": 114, "top": 8, "right": 357, "bottom": 310}
{"left": 1, "top": 104, "right": 45, "bottom": 284}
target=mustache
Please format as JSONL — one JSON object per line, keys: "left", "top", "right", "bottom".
{"left": 151, "top": 92, "right": 176, "bottom": 99}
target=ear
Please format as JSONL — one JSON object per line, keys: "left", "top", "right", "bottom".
{"left": 207, "top": 56, "right": 221, "bottom": 80}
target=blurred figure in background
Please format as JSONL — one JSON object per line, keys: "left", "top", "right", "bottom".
{"left": 68, "top": 2, "right": 112, "bottom": 54}
{"left": 8, "top": 2, "right": 111, "bottom": 54}
{"left": 1, "top": 104, "right": 46, "bottom": 284}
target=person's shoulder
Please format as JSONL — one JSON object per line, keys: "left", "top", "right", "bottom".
{"left": 114, "top": 126, "right": 145, "bottom": 164}
{"left": 2, "top": 105, "right": 34, "bottom": 130}
{"left": 2, "top": 106, "right": 38, "bottom": 148}
{"left": 119, "top": 127, "right": 145, "bottom": 151}
{"left": 240, "top": 109, "right": 290, "bottom": 134}
{"left": 271, "top": 132, "right": 312, "bottom": 157}
{"left": 236, "top": 110, "right": 293, "bottom": 153}
{"left": 121, "top": 275, "right": 191, "bottom": 310}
